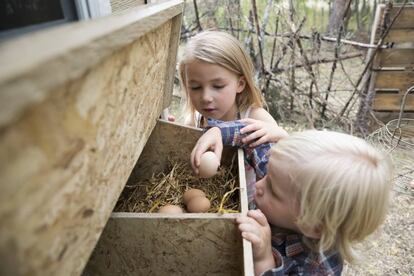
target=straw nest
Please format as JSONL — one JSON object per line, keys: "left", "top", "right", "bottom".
{"left": 114, "top": 159, "right": 240, "bottom": 213}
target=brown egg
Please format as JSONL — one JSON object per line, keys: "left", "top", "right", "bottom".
{"left": 186, "top": 196, "right": 211, "bottom": 213}
{"left": 158, "top": 204, "right": 184, "bottom": 214}
{"left": 183, "top": 188, "right": 206, "bottom": 205}
{"left": 199, "top": 151, "right": 219, "bottom": 178}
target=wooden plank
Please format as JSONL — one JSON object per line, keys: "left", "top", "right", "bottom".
{"left": 374, "top": 111, "right": 414, "bottom": 122}
{"left": 384, "top": 29, "right": 414, "bottom": 43}
{"left": 163, "top": 14, "right": 183, "bottom": 109}
{"left": 389, "top": 6, "right": 414, "bottom": 29}
{"left": 84, "top": 214, "right": 244, "bottom": 275}
{"left": 111, "top": 0, "right": 146, "bottom": 14}
{"left": 127, "top": 120, "right": 202, "bottom": 182}
{"left": 238, "top": 149, "right": 255, "bottom": 276}
{"left": 128, "top": 119, "right": 238, "bottom": 182}
{"left": 375, "top": 71, "right": 414, "bottom": 92}
{"left": 0, "top": 1, "right": 184, "bottom": 275}
{"left": 372, "top": 5, "right": 414, "bottom": 43}
{"left": 377, "top": 49, "right": 414, "bottom": 67}
{"left": 0, "top": 0, "right": 183, "bottom": 128}
{"left": 84, "top": 121, "right": 250, "bottom": 275}
{"left": 373, "top": 94, "right": 414, "bottom": 111}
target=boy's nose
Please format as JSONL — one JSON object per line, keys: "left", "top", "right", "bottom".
{"left": 256, "top": 185, "right": 264, "bottom": 197}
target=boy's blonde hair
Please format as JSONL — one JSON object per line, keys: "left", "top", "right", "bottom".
{"left": 270, "top": 130, "right": 393, "bottom": 262}
{"left": 178, "top": 31, "right": 264, "bottom": 124}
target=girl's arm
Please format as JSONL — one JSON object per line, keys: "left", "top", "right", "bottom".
{"left": 240, "top": 108, "right": 288, "bottom": 147}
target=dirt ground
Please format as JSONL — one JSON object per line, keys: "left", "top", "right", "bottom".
{"left": 343, "top": 191, "right": 413, "bottom": 275}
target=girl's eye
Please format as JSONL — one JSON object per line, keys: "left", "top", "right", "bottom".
{"left": 213, "top": 85, "right": 225, "bottom": 89}
{"left": 190, "top": 86, "right": 201, "bottom": 90}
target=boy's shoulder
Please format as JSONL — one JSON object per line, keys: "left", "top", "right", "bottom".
{"left": 270, "top": 228, "right": 343, "bottom": 276}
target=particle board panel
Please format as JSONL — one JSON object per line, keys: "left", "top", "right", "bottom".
{"left": 128, "top": 119, "right": 238, "bottom": 182}
{"left": 84, "top": 120, "right": 254, "bottom": 276}
{"left": 0, "top": 1, "right": 184, "bottom": 275}
{"left": 111, "top": 0, "right": 146, "bottom": 14}
{"left": 84, "top": 214, "right": 244, "bottom": 276}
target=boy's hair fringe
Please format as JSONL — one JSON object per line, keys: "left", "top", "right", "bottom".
{"left": 270, "top": 130, "right": 393, "bottom": 262}
{"left": 178, "top": 31, "right": 264, "bottom": 125}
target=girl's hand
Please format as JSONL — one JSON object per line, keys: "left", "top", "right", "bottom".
{"left": 240, "top": 118, "right": 288, "bottom": 147}
{"left": 236, "top": 210, "right": 275, "bottom": 275}
{"left": 190, "top": 127, "right": 223, "bottom": 175}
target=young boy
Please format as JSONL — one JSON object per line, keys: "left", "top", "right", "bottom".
{"left": 191, "top": 119, "right": 393, "bottom": 276}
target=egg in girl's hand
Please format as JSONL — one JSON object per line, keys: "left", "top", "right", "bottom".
{"left": 158, "top": 204, "right": 184, "bottom": 214}
{"left": 198, "top": 151, "right": 219, "bottom": 178}
{"left": 183, "top": 188, "right": 206, "bottom": 205}
{"left": 186, "top": 196, "right": 211, "bottom": 213}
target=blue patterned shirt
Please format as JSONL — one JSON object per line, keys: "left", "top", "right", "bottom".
{"left": 206, "top": 119, "right": 343, "bottom": 276}
{"left": 207, "top": 118, "right": 271, "bottom": 179}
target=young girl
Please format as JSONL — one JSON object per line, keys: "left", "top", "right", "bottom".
{"left": 178, "top": 30, "right": 287, "bottom": 145}
{"left": 178, "top": 31, "right": 287, "bottom": 203}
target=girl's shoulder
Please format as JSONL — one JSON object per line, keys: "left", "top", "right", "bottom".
{"left": 245, "top": 107, "right": 276, "bottom": 122}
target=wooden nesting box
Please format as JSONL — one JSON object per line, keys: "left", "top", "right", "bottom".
{"left": 83, "top": 119, "right": 253, "bottom": 275}
{"left": 0, "top": 0, "right": 253, "bottom": 275}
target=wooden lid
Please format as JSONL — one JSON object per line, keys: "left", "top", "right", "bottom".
{"left": 0, "top": 1, "right": 184, "bottom": 275}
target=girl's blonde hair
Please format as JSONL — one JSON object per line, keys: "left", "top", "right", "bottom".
{"left": 270, "top": 130, "right": 393, "bottom": 262}
{"left": 178, "top": 31, "right": 264, "bottom": 124}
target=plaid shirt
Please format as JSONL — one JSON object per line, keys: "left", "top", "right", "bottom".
{"left": 206, "top": 119, "right": 343, "bottom": 276}
{"left": 207, "top": 118, "right": 271, "bottom": 179}
{"left": 264, "top": 228, "right": 343, "bottom": 276}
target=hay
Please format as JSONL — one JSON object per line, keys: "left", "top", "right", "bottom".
{"left": 114, "top": 159, "right": 240, "bottom": 213}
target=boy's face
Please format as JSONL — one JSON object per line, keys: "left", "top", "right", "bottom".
{"left": 185, "top": 59, "right": 245, "bottom": 122}
{"left": 254, "top": 153, "right": 300, "bottom": 232}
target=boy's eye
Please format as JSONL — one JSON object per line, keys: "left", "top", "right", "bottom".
{"left": 267, "top": 177, "right": 278, "bottom": 198}
{"left": 190, "top": 86, "right": 201, "bottom": 90}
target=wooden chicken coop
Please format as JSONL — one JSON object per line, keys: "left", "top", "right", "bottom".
{"left": 0, "top": 0, "right": 253, "bottom": 275}
{"left": 370, "top": 4, "right": 414, "bottom": 120}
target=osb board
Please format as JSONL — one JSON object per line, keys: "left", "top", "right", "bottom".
{"left": 128, "top": 119, "right": 238, "bottom": 183}
{"left": 85, "top": 121, "right": 254, "bottom": 275}
{"left": 111, "top": 0, "right": 146, "bottom": 14}
{"left": 0, "top": 0, "right": 183, "bottom": 127}
{"left": 0, "top": 1, "right": 184, "bottom": 275}
{"left": 83, "top": 214, "right": 244, "bottom": 275}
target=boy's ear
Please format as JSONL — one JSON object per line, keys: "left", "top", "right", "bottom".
{"left": 236, "top": 76, "right": 246, "bottom": 93}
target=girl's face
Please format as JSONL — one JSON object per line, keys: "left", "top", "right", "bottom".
{"left": 254, "top": 154, "right": 300, "bottom": 232}
{"left": 185, "top": 59, "right": 245, "bottom": 121}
